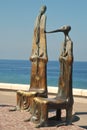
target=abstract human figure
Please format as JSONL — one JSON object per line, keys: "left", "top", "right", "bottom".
{"left": 31, "top": 25, "right": 74, "bottom": 127}
{"left": 56, "top": 26, "right": 73, "bottom": 124}
{"left": 56, "top": 26, "right": 73, "bottom": 100}
{"left": 29, "top": 5, "right": 48, "bottom": 92}
{"left": 9, "top": 5, "right": 48, "bottom": 111}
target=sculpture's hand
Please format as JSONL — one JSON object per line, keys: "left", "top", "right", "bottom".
{"left": 59, "top": 55, "right": 63, "bottom": 62}
{"left": 44, "top": 30, "right": 46, "bottom": 33}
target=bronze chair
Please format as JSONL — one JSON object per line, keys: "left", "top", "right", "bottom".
{"left": 31, "top": 25, "right": 74, "bottom": 127}
{"left": 10, "top": 5, "right": 48, "bottom": 111}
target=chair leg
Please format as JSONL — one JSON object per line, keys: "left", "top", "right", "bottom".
{"left": 66, "top": 107, "right": 73, "bottom": 125}
{"left": 56, "top": 109, "right": 61, "bottom": 120}
{"left": 36, "top": 103, "right": 48, "bottom": 128}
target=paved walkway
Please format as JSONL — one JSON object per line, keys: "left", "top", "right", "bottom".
{"left": 0, "top": 90, "right": 87, "bottom": 130}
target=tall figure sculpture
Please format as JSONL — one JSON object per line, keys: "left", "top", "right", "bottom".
{"left": 10, "top": 5, "right": 48, "bottom": 111}
{"left": 31, "top": 25, "right": 74, "bottom": 127}
{"left": 29, "top": 5, "right": 48, "bottom": 94}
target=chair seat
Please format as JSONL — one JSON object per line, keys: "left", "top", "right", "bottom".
{"left": 34, "top": 97, "right": 67, "bottom": 106}
{"left": 19, "top": 89, "right": 46, "bottom": 97}
{"left": 17, "top": 90, "right": 26, "bottom": 95}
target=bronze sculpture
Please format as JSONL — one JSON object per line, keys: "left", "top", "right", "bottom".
{"left": 10, "top": 5, "right": 48, "bottom": 111}
{"left": 30, "top": 25, "right": 74, "bottom": 127}
{"left": 8, "top": 5, "right": 74, "bottom": 128}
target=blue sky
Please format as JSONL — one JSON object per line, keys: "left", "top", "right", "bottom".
{"left": 0, "top": 0, "right": 87, "bottom": 61}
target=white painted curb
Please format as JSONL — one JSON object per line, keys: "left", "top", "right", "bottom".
{"left": 0, "top": 83, "right": 87, "bottom": 97}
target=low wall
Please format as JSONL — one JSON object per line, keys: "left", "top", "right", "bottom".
{"left": 0, "top": 83, "right": 87, "bottom": 97}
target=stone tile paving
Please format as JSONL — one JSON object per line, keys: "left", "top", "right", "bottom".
{"left": 0, "top": 105, "right": 86, "bottom": 130}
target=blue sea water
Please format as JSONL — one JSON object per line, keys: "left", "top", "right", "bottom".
{"left": 0, "top": 59, "right": 87, "bottom": 89}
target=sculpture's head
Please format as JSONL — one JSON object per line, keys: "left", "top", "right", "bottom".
{"left": 59, "top": 25, "right": 71, "bottom": 33}
{"left": 40, "top": 5, "right": 47, "bottom": 15}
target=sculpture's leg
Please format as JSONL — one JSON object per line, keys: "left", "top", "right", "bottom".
{"left": 19, "top": 94, "right": 23, "bottom": 110}
{"left": 24, "top": 102, "right": 32, "bottom": 122}
{"left": 56, "top": 109, "right": 61, "bottom": 120}
{"left": 9, "top": 91, "right": 22, "bottom": 111}
{"left": 29, "top": 96, "right": 35, "bottom": 113}
{"left": 32, "top": 103, "right": 40, "bottom": 122}
{"left": 56, "top": 108, "right": 66, "bottom": 127}
{"left": 66, "top": 106, "right": 73, "bottom": 125}
{"left": 36, "top": 102, "right": 48, "bottom": 128}
{"left": 16, "top": 92, "right": 27, "bottom": 111}
{"left": 26, "top": 96, "right": 31, "bottom": 112}
{"left": 24, "top": 101, "right": 32, "bottom": 122}
{"left": 24, "top": 99, "right": 39, "bottom": 122}
{"left": 16, "top": 92, "right": 21, "bottom": 110}
{"left": 20, "top": 95, "right": 26, "bottom": 110}
{"left": 23, "top": 96, "right": 29, "bottom": 110}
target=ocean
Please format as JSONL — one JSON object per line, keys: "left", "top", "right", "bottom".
{"left": 0, "top": 59, "right": 87, "bottom": 89}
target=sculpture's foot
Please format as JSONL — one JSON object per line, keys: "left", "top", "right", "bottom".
{"left": 31, "top": 116, "right": 38, "bottom": 122}
{"left": 25, "top": 107, "right": 30, "bottom": 112}
{"left": 35, "top": 121, "right": 48, "bottom": 128}
{"left": 9, "top": 106, "right": 20, "bottom": 111}
{"left": 57, "top": 121, "right": 72, "bottom": 127}
{"left": 23, "top": 105, "right": 29, "bottom": 110}
{"left": 24, "top": 117, "right": 31, "bottom": 122}
{"left": 57, "top": 122, "right": 66, "bottom": 127}
{"left": 66, "top": 121, "right": 72, "bottom": 125}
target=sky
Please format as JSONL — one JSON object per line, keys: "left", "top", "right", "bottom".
{"left": 0, "top": 0, "right": 87, "bottom": 61}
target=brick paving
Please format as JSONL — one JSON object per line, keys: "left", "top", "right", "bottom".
{"left": 0, "top": 90, "right": 87, "bottom": 130}
{"left": 0, "top": 105, "right": 86, "bottom": 130}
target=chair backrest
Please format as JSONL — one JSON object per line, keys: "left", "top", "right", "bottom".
{"left": 57, "top": 35, "right": 73, "bottom": 105}
{"left": 29, "top": 12, "right": 48, "bottom": 97}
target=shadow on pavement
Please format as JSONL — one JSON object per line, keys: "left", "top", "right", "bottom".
{"left": 0, "top": 104, "right": 14, "bottom": 107}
